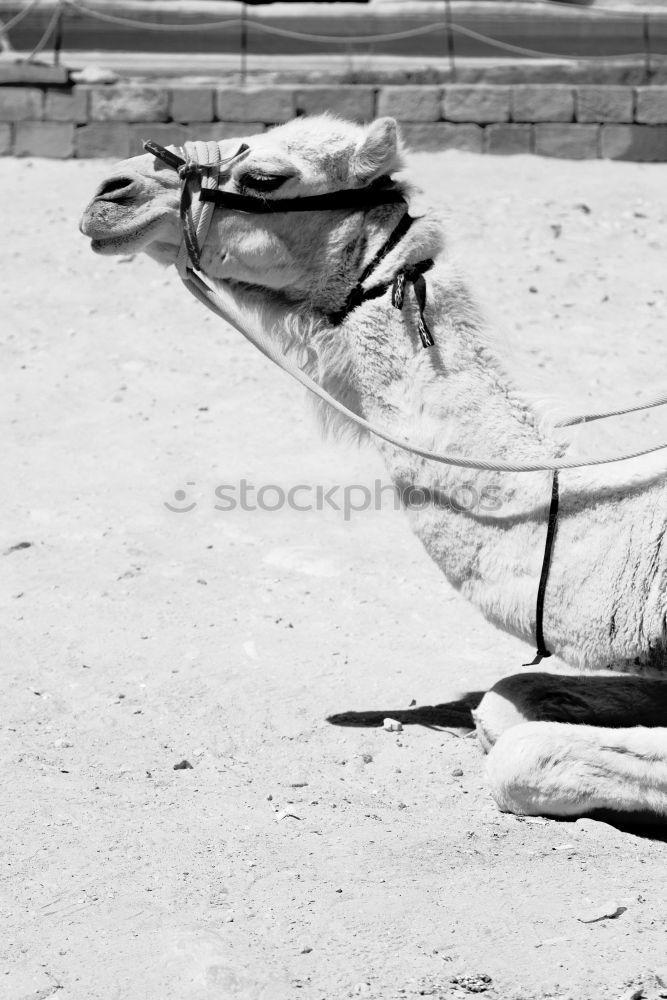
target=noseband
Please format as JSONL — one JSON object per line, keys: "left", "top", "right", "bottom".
{"left": 144, "top": 138, "right": 435, "bottom": 347}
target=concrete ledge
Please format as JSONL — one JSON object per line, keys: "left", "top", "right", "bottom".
{"left": 3, "top": 83, "right": 667, "bottom": 159}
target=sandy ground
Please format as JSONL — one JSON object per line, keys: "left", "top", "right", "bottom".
{"left": 2, "top": 150, "right": 667, "bottom": 1000}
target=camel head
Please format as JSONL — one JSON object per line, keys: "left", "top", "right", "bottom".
{"left": 80, "top": 115, "right": 405, "bottom": 310}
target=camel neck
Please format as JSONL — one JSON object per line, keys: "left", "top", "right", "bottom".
{"left": 346, "top": 260, "right": 561, "bottom": 477}
{"left": 336, "top": 259, "right": 563, "bottom": 636}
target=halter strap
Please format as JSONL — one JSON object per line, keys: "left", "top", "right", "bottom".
{"left": 523, "top": 470, "right": 559, "bottom": 666}
{"left": 199, "top": 184, "right": 407, "bottom": 215}
{"left": 144, "top": 138, "right": 435, "bottom": 346}
{"left": 325, "top": 212, "right": 434, "bottom": 345}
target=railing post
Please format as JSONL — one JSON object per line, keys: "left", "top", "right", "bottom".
{"left": 643, "top": 14, "right": 652, "bottom": 84}
{"left": 53, "top": 0, "right": 65, "bottom": 66}
{"left": 240, "top": 1, "right": 248, "bottom": 87}
{"left": 444, "top": 0, "right": 456, "bottom": 83}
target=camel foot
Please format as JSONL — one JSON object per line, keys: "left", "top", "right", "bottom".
{"left": 485, "top": 721, "right": 667, "bottom": 820}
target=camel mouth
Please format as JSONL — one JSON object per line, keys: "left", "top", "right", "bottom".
{"left": 89, "top": 235, "right": 119, "bottom": 252}
{"left": 86, "top": 229, "right": 141, "bottom": 254}
{"left": 81, "top": 207, "right": 173, "bottom": 256}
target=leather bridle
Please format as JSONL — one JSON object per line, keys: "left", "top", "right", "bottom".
{"left": 144, "top": 138, "right": 435, "bottom": 345}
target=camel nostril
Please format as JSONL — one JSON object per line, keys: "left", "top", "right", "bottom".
{"left": 95, "top": 175, "right": 136, "bottom": 201}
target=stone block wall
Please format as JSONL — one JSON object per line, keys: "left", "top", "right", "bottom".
{"left": 2, "top": 83, "right": 667, "bottom": 159}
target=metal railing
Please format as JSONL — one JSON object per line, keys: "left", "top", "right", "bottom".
{"left": 2, "top": 0, "right": 666, "bottom": 80}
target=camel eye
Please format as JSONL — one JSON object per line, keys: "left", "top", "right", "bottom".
{"left": 238, "top": 172, "right": 289, "bottom": 193}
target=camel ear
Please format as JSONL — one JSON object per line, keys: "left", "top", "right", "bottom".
{"left": 352, "top": 117, "right": 399, "bottom": 183}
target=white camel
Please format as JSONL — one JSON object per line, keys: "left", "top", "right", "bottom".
{"left": 80, "top": 114, "right": 667, "bottom": 822}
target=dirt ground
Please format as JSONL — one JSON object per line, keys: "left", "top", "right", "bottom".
{"left": 2, "top": 149, "right": 667, "bottom": 1000}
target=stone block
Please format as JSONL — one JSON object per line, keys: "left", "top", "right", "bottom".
{"left": 294, "top": 87, "right": 375, "bottom": 122}
{"left": 170, "top": 87, "right": 215, "bottom": 123}
{"left": 44, "top": 87, "right": 88, "bottom": 123}
{"left": 0, "top": 123, "right": 11, "bottom": 154}
{"left": 216, "top": 87, "right": 294, "bottom": 123}
{"left": 635, "top": 87, "right": 667, "bottom": 124}
{"left": 534, "top": 124, "right": 599, "bottom": 159}
{"left": 512, "top": 86, "right": 574, "bottom": 123}
{"left": 377, "top": 86, "right": 440, "bottom": 122}
{"left": 14, "top": 121, "right": 74, "bottom": 158}
{"left": 600, "top": 124, "right": 667, "bottom": 161}
{"left": 399, "top": 123, "right": 483, "bottom": 153}
{"left": 90, "top": 87, "right": 169, "bottom": 123}
{"left": 485, "top": 123, "right": 532, "bottom": 154}
{"left": 75, "top": 122, "right": 131, "bottom": 158}
{"left": 0, "top": 87, "right": 42, "bottom": 121}
{"left": 443, "top": 86, "right": 510, "bottom": 124}
{"left": 576, "top": 86, "right": 633, "bottom": 123}
{"left": 185, "top": 121, "right": 265, "bottom": 142}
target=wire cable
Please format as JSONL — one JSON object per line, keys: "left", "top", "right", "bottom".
{"left": 1, "top": 0, "right": 42, "bottom": 33}
{"left": 26, "top": 0, "right": 61, "bottom": 60}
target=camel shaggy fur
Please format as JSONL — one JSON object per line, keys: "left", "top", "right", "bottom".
{"left": 80, "top": 114, "right": 667, "bottom": 822}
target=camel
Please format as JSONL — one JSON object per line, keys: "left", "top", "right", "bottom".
{"left": 80, "top": 114, "right": 667, "bottom": 822}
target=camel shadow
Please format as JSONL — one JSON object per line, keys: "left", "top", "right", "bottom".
{"left": 327, "top": 692, "right": 483, "bottom": 732}
{"left": 567, "top": 812, "right": 667, "bottom": 843}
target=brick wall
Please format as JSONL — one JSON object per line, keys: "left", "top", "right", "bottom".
{"left": 1, "top": 83, "right": 667, "bottom": 160}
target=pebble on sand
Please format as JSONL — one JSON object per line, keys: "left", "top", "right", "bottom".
{"left": 173, "top": 760, "right": 193, "bottom": 770}
{"left": 383, "top": 718, "right": 403, "bottom": 732}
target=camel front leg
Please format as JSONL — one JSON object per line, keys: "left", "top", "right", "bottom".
{"left": 473, "top": 673, "right": 667, "bottom": 820}
{"left": 485, "top": 721, "right": 667, "bottom": 820}
{"left": 472, "top": 672, "right": 667, "bottom": 752}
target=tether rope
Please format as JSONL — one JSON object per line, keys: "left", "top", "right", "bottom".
{"left": 183, "top": 271, "right": 667, "bottom": 473}
{"left": 555, "top": 388, "right": 667, "bottom": 427}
